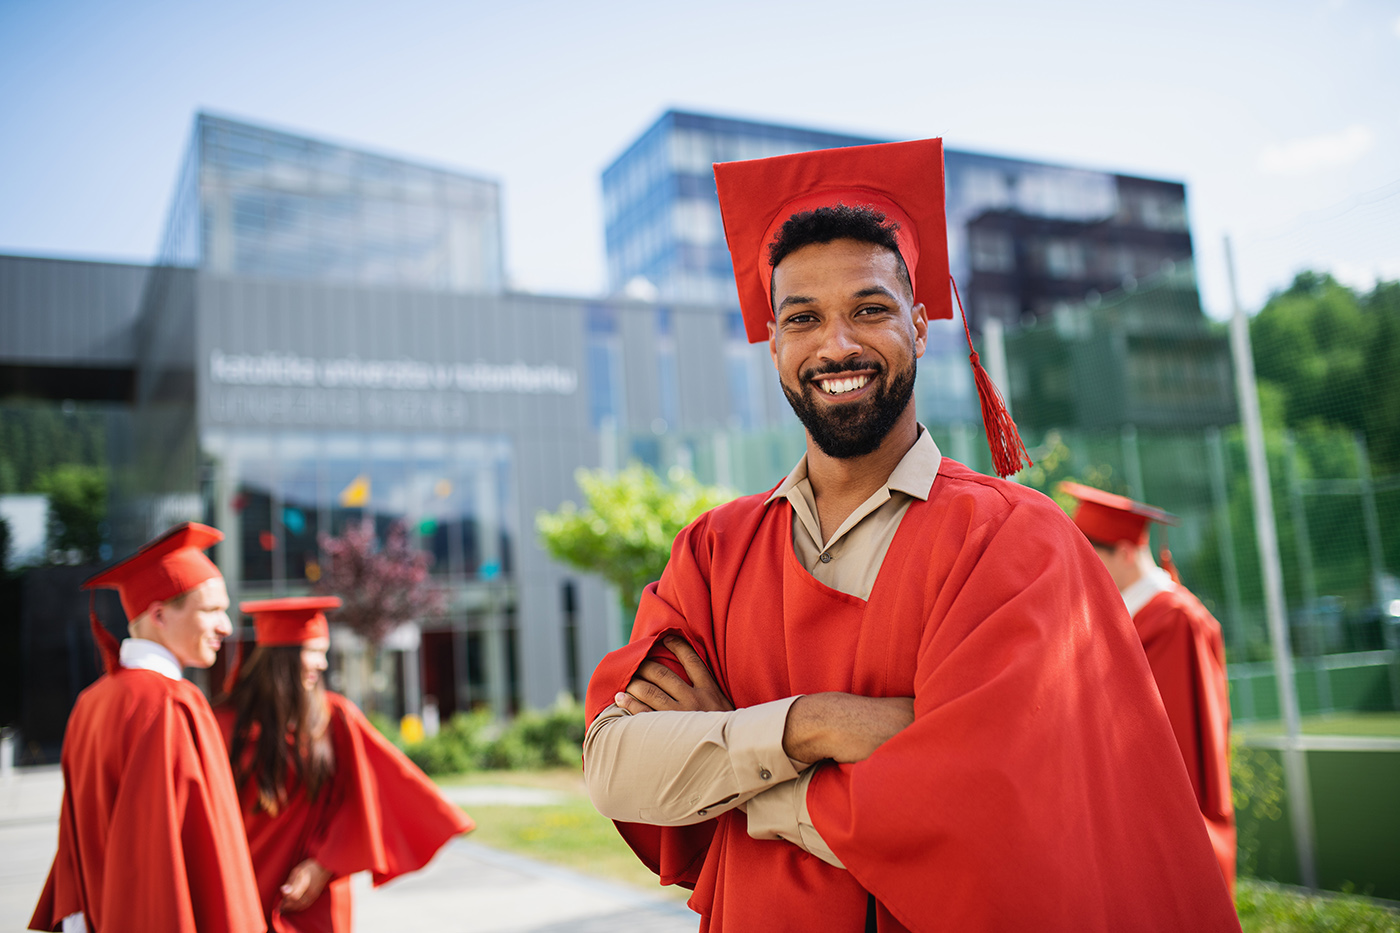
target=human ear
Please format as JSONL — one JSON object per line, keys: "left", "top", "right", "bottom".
{"left": 910, "top": 302, "right": 929, "bottom": 359}
{"left": 767, "top": 319, "right": 779, "bottom": 369}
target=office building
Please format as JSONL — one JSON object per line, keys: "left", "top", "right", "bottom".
{"left": 603, "top": 110, "right": 1196, "bottom": 335}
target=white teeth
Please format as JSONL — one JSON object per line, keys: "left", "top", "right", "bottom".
{"left": 821, "top": 375, "right": 871, "bottom": 395}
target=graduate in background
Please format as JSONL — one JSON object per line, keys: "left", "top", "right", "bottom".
{"left": 1062, "top": 481, "right": 1236, "bottom": 894}
{"left": 216, "top": 596, "right": 474, "bottom": 933}
{"left": 30, "top": 522, "right": 264, "bottom": 933}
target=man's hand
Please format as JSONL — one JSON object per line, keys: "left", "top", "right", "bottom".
{"left": 782, "top": 693, "right": 915, "bottom": 763}
{"left": 615, "top": 635, "right": 734, "bottom": 714}
{"left": 279, "top": 858, "right": 333, "bottom": 912}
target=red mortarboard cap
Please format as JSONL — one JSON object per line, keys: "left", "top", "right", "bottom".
{"left": 715, "top": 138, "right": 951, "bottom": 344}
{"left": 82, "top": 521, "right": 223, "bottom": 674}
{"left": 241, "top": 596, "right": 339, "bottom": 646}
{"left": 1059, "top": 481, "right": 1178, "bottom": 547}
{"left": 713, "top": 138, "right": 1030, "bottom": 478}
{"left": 83, "top": 522, "right": 224, "bottom": 621}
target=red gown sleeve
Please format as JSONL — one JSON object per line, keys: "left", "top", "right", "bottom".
{"left": 1135, "top": 590, "right": 1236, "bottom": 892}
{"left": 583, "top": 510, "right": 735, "bottom": 889}
{"left": 29, "top": 788, "right": 80, "bottom": 931}
{"left": 310, "top": 694, "right": 474, "bottom": 885}
{"left": 101, "top": 694, "right": 265, "bottom": 933}
{"left": 1135, "top": 592, "right": 1233, "bottom": 821}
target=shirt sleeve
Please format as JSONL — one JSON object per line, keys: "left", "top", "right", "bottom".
{"left": 744, "top": 766, "right": 845, "bottom": 868}
{"left": 584, "top": 696, "right": 807, "bottom": 826}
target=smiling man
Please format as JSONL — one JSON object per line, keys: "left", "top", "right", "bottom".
{"left": 30, "top": 522, "right": 264, "bottom": 933}
{"left": 582, "top": 139, "right": 1240, "bottom": 932}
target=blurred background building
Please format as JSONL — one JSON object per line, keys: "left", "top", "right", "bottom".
{"left": 2, "top": 112, "right": 1394, "bottom": 811}
{"left": 603, "top": 110, "right": 1196, "bottom": 334}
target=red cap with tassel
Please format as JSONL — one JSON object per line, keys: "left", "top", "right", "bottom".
{"left": 714, "top": 136, "right": 1031, "bottom": 477}
{"left": 223, "top": 595, "right": 339, "bottom": 692}
{"left": 82, "top": 522, "right": 224, "bottom": 673}
{"left": 1059, "top": 482, "right": 1180, "bottom": 580}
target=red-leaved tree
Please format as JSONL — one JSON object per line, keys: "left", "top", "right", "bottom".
{"left": 317, "top": 519, "right": 445, "bottom": 708}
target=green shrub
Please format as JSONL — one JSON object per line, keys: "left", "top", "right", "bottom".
{"left": 365, "top": 710, "right": 402, "bottom": 747}
{"left": 378, "top": 697, "right": 586, "bottom": 776}
{"left": 403, "top": 709, "right": 493, "bottom": 775}
{"left": 483, "top": 698, "right": 585, "bottom": 770}
{"left": 1231, "top": 737, "right": 1286, "bottom": 877}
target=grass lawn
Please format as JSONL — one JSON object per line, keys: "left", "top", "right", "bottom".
{"left": 433, "top": 768, "right": 1400, "bottom": 926}
{"left": 436, "top": 767, "right": 689, "bottom": 901}
{"left": 1236, "top": 711, "right": 1400, "bottom": 738}
{"left": 1238, "top": 879, "right": 1400, "bottom": 932}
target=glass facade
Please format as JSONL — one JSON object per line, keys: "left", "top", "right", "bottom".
{"left": 158, "top": 114, "right": 504, "bottom": 293}
{"left": 585, "top": 305, "right": 625, "bottom": 430}
{"left": 603, "top": 111, "right": 882, "bottom": 305}
{"left": 204, "top": 429, "right": 515, "bottom": 590}
{"left": 654, "top": 308, "right": 679, "bottom": 432}
{"left": 602, "top": 110, "right": 1195, "bottom": 337}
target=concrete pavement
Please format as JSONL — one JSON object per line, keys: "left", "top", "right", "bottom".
{"left": 1, "top": 765, "right": 699, "bottom": 932}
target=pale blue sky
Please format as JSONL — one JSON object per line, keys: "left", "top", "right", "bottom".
{"left": 1, "top": 0, "right": 1396, "bottom": 316}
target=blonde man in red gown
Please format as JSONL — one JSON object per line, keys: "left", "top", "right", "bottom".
{"left": 31, "top": 523, "right": 264, "bottom": 933}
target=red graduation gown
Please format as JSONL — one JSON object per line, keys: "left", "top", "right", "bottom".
{"left": 585, "top": 459, "right": 1240, "bottom": 932}
{"left": 30, "top": 667, "right": 264, "bottom": 933}
{"left": 215, "top": 692, "right": 474, "bottom": 933}
{"left": 1134, "top": 585, "right": 1236, "bottom": 894}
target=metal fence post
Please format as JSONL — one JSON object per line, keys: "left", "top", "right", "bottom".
{"left": 1226, "top": 235, "right": 1318, "bottom": 888}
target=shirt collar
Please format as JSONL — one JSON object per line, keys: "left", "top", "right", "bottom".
{"left": 765, "top": 426, "right": 943, "bottom": 505}
{"left": 1121, "top": 565, "right": 1175, "bottom": 617}
{"left": 119, "top": 638, "right": 184, "bottom": 681}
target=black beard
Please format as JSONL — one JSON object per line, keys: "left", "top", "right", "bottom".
{"left": 781, "top": 357, "right": 916, "bottom": 459}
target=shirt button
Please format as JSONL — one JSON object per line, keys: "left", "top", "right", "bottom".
{"left": 819, "top": 553, "right": 832, "bottom": 564}
{"left": 698, "top": 809, "right": 708, "bottom": 816}
{"left": 760, "top": 768, "right": 772, "bottom": 780}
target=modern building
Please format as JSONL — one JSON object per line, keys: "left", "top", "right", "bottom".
{"left": 160, "top": 114, "right": 505, "bottom": 292}
{"left": 602, "top": 110, "right": 1196, "bottom": 336}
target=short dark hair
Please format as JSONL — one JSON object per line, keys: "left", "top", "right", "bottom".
{"left": 767, "top": 204, "right": 912, "bottom": 308}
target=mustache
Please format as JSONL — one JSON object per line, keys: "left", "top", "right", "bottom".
{"left": 799, "top": 359, "right": 885, "bottom": 384}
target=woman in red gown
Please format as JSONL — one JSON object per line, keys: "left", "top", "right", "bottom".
{"left": 216, "top": 596, "right": 474, "bottom": 933}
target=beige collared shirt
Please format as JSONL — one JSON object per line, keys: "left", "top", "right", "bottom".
{"left": 584, "top": 430, "right": 943, "bottom": 867}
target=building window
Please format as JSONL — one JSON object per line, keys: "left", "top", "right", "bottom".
{"left": 586, "top": 305, "right": 626, "bottom": 430}
{"left": 656, "top": 308, "right": 679, "bottom": 431}
{"left": 1041, "top": 239, "right": 1087, "bottom": 279}
{"left": 725, "top": 311, "right": 763, "bottom": 430}
{"left": 970, "top": 230, "right": 1015, "bottom": 273}
{"left": 561, "top": 581, "right": 579, "bottom": 700}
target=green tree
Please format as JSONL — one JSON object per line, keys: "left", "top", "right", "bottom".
{"left": 33, "top": 464, "right": 108, "bottom": 562}
{"left": 537, "top": 464, "right": 734, "bottom": 621}
{"left": 1018, "top": 430, "right": 1125, "bottom": 514}
{"left": 1251, "top": 272, "right": 1400, "bottom": 471}
{"left": 0, "top": 401, "right": 108, "bottom": 494}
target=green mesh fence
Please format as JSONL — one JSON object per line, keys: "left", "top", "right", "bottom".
{"left": 1004, "top": 267, "right": 1400, "bottom": 722}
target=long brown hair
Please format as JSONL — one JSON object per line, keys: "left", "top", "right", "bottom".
{"left": 225, "top": 646, "right": 335, "bottom": 814}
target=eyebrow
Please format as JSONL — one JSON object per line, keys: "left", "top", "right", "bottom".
{"left": 776, "top": 285, "right": 899, "bottom": 313}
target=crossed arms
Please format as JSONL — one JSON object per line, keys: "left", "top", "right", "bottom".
{"left": 583, "top": 635, "right": 913, "bottom": 863}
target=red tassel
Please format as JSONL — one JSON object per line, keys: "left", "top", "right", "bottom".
{"left": 1159, "top": 527, "right": 1180, "bottom": 583}
{"left": 952, "top": 277, "right": 1031, "bottom": 478}
{"left": 89, "top": 592, "right": 122, "bottom": 675}
{"left": 1159, "top": 549, "right": 1180, "bottom": 584}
